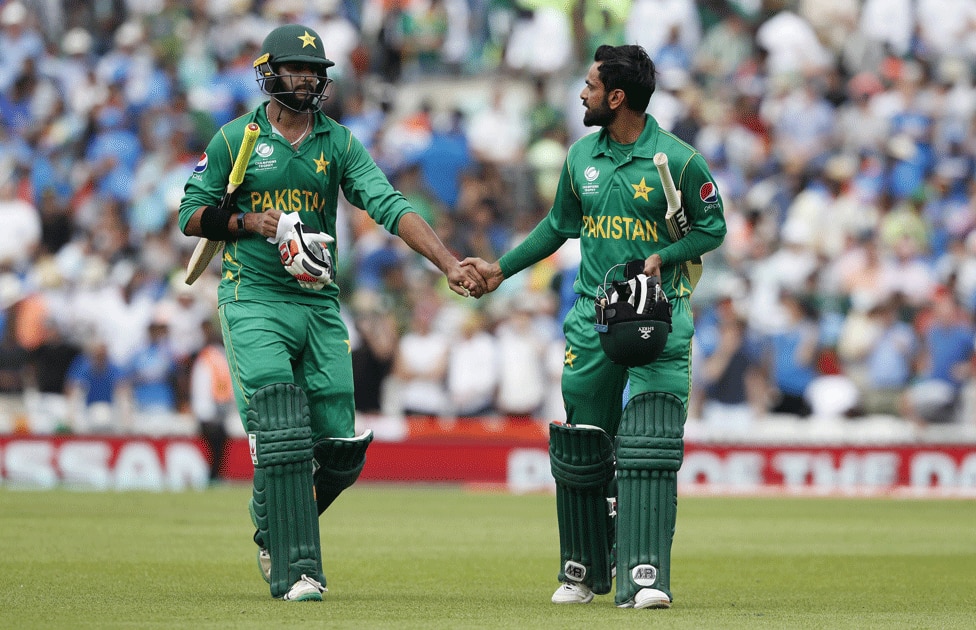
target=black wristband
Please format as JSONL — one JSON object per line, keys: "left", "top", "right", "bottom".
{"left": 200, "top": 205, "right": 235, "bottom": 240}
{"left": 236, "top": 213, "right": 246, "bottom": 234}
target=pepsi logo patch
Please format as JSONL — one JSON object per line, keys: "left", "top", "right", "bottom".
{"left": 193, "top": 153, "right": 209, "bottom": 173}
{"left": 699, "top": 181, "right": 717, "bottom": 203}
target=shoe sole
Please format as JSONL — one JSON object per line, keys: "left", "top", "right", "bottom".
{"left": 634, "top": 599, "right": 671, "bottom": 609}
{"left": 285, "top": 592, "right": 323, "bottom": 602}
{"left": 552, "top": 595, "right": 594, "bottom": 604}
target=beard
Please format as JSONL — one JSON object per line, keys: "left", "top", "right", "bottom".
{"left": 583, "top": 95, "right": 615, "bottom": 127}
{"left": 276, "top": 87, "right": 320, "bottom": 113}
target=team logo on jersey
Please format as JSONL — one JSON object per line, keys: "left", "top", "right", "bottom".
{"left": 256, "top": 142, "right": 273, "bottom": 158}
{"left": 193, "top": 153, "right": 208, "bottom": 173}
{"left": 699, "top": 181, "right": 718, "bottom": 203}
{"left": 584, "top": 166, "right": 600, "bottom": 182}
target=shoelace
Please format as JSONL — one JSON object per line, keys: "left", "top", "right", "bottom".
{"left": 298, "top": 574, "right": 325, "bottom": 593}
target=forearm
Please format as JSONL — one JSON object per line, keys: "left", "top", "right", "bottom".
{"left": 183, "top": 206, "right": 247, "bottom": 239}
{"left": 656, "top": 230, "right": 724, "bottom": 267}
{"left": 498, "top": 219, "right": 566, "bottom": 278}
{"left": 396, "top": 211, "right": 458, "bottom": 274}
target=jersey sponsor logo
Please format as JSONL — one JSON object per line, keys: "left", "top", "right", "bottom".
{"left": 699, "top": 181, "right": 717, "bottom": 203}
{"left": 256, "top": 142, "right": 274, "bottom": 158}
{"left": 631, "top": 564, "right": 658, "bottom": 587}
{"left": 193, "top": 153, "right": 208, "bottom": 173}
{"left": 584, "top": 166, "right": 600, "bottom": 182}
{"left": 564, "top": 560, "right": 586, "bottom": 582}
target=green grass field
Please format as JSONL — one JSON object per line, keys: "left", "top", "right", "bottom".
{"left": 1, "top": 485, "right": 974, "bottom": 629}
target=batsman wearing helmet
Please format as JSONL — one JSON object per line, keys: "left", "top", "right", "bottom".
{"left": 179, "top": 24, "right": 485, "bottom": 602}
{"left": 464, "top": 44, "right": 726, "bottom": 609}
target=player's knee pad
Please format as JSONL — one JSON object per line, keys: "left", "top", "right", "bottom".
{"left": 549, "top": 422, "right": 616, "bottom": 595}
{"left": 246, "top": 383, "right": 323, "bottom": 598}
{"left": 313, "top": 429, "right": 373, "bottom": 516}
{"left": 615, "top": 391, "right": 685, "bottom": 605}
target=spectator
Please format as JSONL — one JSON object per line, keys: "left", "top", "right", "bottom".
{"left": 838, "top": 295, "right": 918, "bottom": 417}
{"left": 465, "top": 85, "right": 529, "bottom": 166}
{"left": 625, "top": 0, "right": 700, "bottom": 62}
{"left": 127, "top": 316, "right": 179, "bottom": 422}
{"left": 902, "top": 288, "right": 975, "bottom": 425}
{"left": 446, "top": 309, "right": 498, "bottom": 418}
{"left": 504, "top": 6, "right": 574, "bottom": 80}
{"left": 761, "top": 291, "right": 820, "bottom": 417}
{"left": 391, "top": 304, "right": 450, "bottom": 419}
{"left": 697, "top": 298, "right": 764, "bottom": 431}
{"left": 415, "top": 108, "right": 473, "bottom": 211}
{"left": 494, "top": 298, "right": 549, "bottom": 422}
{"left": 23, "top": 322, "right": 79, "bottom": 434}
{"left": 64, "top": 337, "right": 130, "bottom": 433}
{"left": 0, "top": 2, "right": 45, "bottom": 95}
{"left": 0, "top": 170, "right": 41, "bottom": 273}
{"left": 190, "top": 319, "right": 234, "bottom": 484}
{"left": 349, "top": 291, "right": 399, "bottom": 415}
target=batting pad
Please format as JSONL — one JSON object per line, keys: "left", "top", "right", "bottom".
{"left": 246, "top": 383, "right": 323, "bottom": 598}
{"left": 549, "top": 422, "right": 616, "bottom": 595}
{"left": 313, "top": 430, "right": 374, "bottom": 516}
{"left": 614, "top": 392, "right": 685, "bottom": 605}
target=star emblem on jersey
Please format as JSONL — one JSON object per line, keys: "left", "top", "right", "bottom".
{"left": 631, "top": 177, "right": 653, "bottom": 201}
{"left": 298, "top": 31, "right": 317, "bottom": 48}
{"left": 564, "top": 346, "right": 577, "bottom": 368}
{"left": 314, "top": 153, "right": 329, "bottom": 174}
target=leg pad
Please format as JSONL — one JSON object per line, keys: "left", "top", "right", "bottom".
{"left": 313, "top": 429, "right": 374, "bottom": 515}
{"left": 549, "top": 422, "right": 615, "bottom": 595}
{"left": 615, "top": 391, "right": 684, "bottom": 606}
{"left": 247, "top": 383, "right": 323, "bottom": 598}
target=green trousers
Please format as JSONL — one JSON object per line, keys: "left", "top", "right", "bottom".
{"left": 219, "top": 300, "right": 356, "bottom": 441}
{"left": 561, "top": 294, "right": 694, "bottom": 431}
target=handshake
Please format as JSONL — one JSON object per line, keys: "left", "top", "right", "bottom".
{"left": 447, "top": 257, "right": 503, "bottom": 299}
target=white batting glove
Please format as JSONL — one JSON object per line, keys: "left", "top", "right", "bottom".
{"left": 278, "top": 223, "right": 336, "bottom": 290}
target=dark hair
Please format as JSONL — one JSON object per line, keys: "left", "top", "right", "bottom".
{"left": 593, "top": 44, "right": 656, "bottom": 113}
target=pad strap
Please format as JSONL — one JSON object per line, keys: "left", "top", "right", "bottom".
{"left": 549, "top": 422, "right": 616, "bottom": 595}
{"left": 615, "top": 391, "right": 685, "bottom": 605}
{"left": 313, "top": 430, "right": 374, "bottom": 515}
{"left": 247, "top": 383, "right": 323, "bottom": 598}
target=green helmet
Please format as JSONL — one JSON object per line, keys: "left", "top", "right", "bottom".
{"left": 594, "top": 262, "right": 672, "bottom": 367}
{"left": 253, "top": 24, "right": 335, "bottom": 111}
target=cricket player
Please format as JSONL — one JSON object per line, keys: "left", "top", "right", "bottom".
{"left": 178, "top": 23, "right": 485, "bottom": 602}
{"left": 464, "top": 44, "right": 726, "bottom": 608}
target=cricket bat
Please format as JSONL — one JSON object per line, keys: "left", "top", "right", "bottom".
{"left": 654, "top": 151, "right": 702, "bottom": 288}
{"left": 185, "top": 122, "right": 261, "bottom": 285}
{"left": 653, "top": 151, "right": 682, "bottom": 222}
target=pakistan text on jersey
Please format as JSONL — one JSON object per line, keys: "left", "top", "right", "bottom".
{"left": 249, "top": 189, "right": 327, "bottom": 213}
{"left": 582, "top": 215, "right": 659, "bottom": 242}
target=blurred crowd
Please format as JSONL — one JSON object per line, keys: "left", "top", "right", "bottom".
{"left": 1, "top": 0, "right": 975, "bottom": 439}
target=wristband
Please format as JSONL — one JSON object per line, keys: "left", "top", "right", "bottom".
{"left": 200, "top": 205, "right": 235, "bottom": 240}
{"left": 237, "top": 213, "right": 246, "bottom": 234}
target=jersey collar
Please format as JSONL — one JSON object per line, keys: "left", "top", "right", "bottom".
{"left": 590, "top": 114, "right": 660, "bottom": 161}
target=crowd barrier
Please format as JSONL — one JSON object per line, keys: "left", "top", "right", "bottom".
{"left": 2, "top": 415, "right": 975, "bottom": 497}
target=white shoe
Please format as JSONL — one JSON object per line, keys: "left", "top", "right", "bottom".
{"left": 257, "top": 548, "right": 271, "bottom": 584}
{"left": 633, "top": 588, "right": 671, "bottom": 609}
{"left": 551, "top": 583, "right": 594, "bottom": 604}
{"left": 283, "top": 574, "right": 326, "bottom": 602}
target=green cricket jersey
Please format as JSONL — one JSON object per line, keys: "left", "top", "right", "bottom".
{"left": 499, "top": 115, "right": 726, "bottom": 300}
{"left": 179, "top": 103, "right": 414, "bottom": 307}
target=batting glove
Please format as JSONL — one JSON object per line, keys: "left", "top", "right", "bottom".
{"left": 278, "top": 223, "right": 336, "bottom": 290}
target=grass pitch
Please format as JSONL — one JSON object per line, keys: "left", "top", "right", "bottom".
{"left": 1, "top": 485, "right": 974, "bottom": 629}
